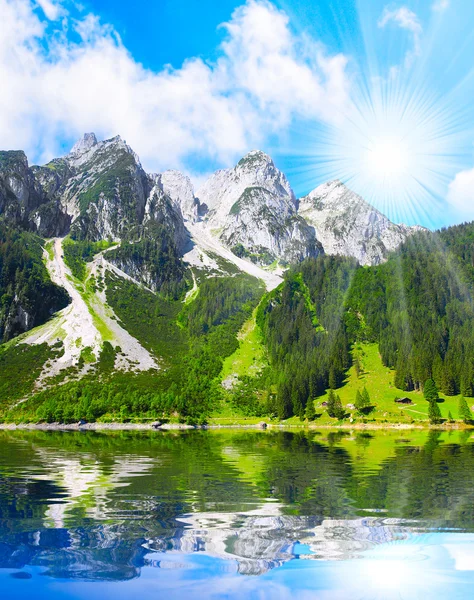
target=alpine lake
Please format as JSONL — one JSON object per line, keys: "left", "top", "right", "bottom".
{"left": 1, "top": 428, "right": 474, "bottom": 599}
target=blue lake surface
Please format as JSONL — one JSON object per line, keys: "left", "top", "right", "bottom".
{"left": 1, "top": 428, "right": 474, "bottom": 599}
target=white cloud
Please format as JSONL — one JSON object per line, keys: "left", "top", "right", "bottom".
{"left": 35, "top": 0, "right": 63, "bottom": 20}
{"left": 0, "top": 0, "right": 351, "bottom": 173}
{"left": 432, "top": 0, "right": 450, "bottom": 12}
{"left": 447, "top": 168, "right": 474, "bottom": 220}
{"left": 221, "top": 1, "right": 349, "bottom": 126}
{"left": 378, "top": 6, "right": 422, "bottom": 68}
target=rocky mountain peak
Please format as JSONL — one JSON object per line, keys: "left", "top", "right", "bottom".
{"left": 300, "top": 180, "right": 373, "bottom": 213}
{"left": 298, "top": 180, "right": 422, "bottom": 266}
{"left": 70, "top": 132, "right": 98, "bottom": 155}
{"left": 237, "top": 150, "right": 274, "bottom": 169}
{"left": 197, "top": 150, "right": 295, "bottom": 218}
{"left": 194, "top": 150, "right": 318, "bottom": 265}
{"left": 0, "top": 150, "right": 29, "bottom": 170}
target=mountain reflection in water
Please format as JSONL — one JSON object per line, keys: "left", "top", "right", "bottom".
{"left": 0, "top": 429, "right": 474, "bottom": 599}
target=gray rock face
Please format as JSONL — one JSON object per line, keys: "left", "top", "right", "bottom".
{"left": 161, "top": 170, "right": 198, "bottom": 223}
{"left": 220, "top": 186, "right": 320, "bottom": 264}
{"left": 65, "top": 136, "right": 188, "bottom": 252}
{"left": 65, "top": 135, "right": 149, "bottom": 239}
{"left": 299, "top": 180, "right": 423, "bottom": 266}
{"left": 0, "top": 151, "right": 44, "bottom": 227}
{"left": 70, "top": 132, "right": 98, "bottom": 155}
{"left": 144, "top": 174, "right": 187, "bottom": 251}
{"left": 197, "top": 151, "right": 321, "bottom": 264}
{"left": 3, "top": 302, "right": 33, "bottom": 341}
{"left": 30, "top": 200, "right": 72, "bottom": 238}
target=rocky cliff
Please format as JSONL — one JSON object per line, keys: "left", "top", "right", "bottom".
{"left": 197, "top": 150, "right": 321, "bottom": 265}
{"left": 298, "top": 180, "right": 423, "bottom": 265}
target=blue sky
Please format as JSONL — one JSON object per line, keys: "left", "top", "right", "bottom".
{"left": 2, "top": 0, "right": 474, "bottom": 228}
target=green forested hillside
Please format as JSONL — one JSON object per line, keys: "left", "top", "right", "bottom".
{"left": 257, "top": 222, "right": 474, "bottom": 420}
{"left": 2, "top": 219, "right": 474, "bottom": 426}
{"left": 3, "top": 271, "right": 265, "bottom": 423}
{"left": 347, "top": 226, "right": 474, "bottom": 395}
{"left": 0, "top": 224, "right": 70, "bottom": 341}
{"left": 257, "top": 256, "right": 356, "bottom": 418}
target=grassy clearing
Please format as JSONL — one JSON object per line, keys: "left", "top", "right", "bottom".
{"left": 328, "top": 342, "right": 427, "bottom": 420}
{"left": 81, "top": 285, "right": 115, "bottom": 342}
{"left": 221, "top": 307, "right": 267, "bottom": 382}
{"left": 294, "top": 272, "right": 325, "bottom": 332}
{"left": 264, "top": 260, "right": 280, "bottom": 272}
{"left": 286, "top": 342, "right": 466, "bottom": 426}
{"left": 63, "top": 238, "right": 116, "bottom": 281}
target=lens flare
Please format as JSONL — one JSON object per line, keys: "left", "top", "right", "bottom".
{"left": 312, "top": 78, "right": 466, "bottom": 227}
{"left": 365, "top": 136, "right": 410, "bottom": 181}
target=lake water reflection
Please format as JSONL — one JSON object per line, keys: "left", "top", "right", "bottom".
{"left": 0, "top": 429, "right": 474, "bottom": 599}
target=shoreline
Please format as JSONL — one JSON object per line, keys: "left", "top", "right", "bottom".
{"left": 0, "top": 422, "right": 472, "bottom": 431}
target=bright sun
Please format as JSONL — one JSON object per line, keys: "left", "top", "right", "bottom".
{"left": 307, "top": 77, "right": 457, "bottom": 225}
{"left": 365, "top": 136, "right": 410, "bottom": 180}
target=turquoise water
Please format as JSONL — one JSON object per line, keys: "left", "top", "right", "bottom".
{"left": 0, "top": 429, "right": 474, "bottom": 599}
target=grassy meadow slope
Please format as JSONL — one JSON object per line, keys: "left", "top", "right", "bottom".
{"left": 286, "top": 343, "right": 465, "bottom": 426}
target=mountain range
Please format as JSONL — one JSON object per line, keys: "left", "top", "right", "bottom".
{"left": 1, "top": 133, "right": 421, "bottom": 266}
{"left": 2, "top": 132, "right": 472, "bottom": 426}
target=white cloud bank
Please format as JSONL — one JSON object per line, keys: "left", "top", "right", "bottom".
{"left": 447, "top": 168, "right": 474, "bottom": 220}
{"left": 0, "top": 0, "right": 351, "bottom": 171}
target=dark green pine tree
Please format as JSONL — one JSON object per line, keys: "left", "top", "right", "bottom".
{"left": 394, "top": 361, "right": 411, "bottom": 391}
{"left": 443, "top": 373, "right": 456, "bottom": 397}
{"left": 333, "top": 394, "right": 345, "bottom": 420}
{"left": 328, "top": 368, "right": 337, "bottom": 390}
{"left": 299, "top": 402, "right": 306, "bottom": 422}
{"left": 361, "top": 387, "right": 371, "bottom": 407}
{"left": 461, "top": 365, "right": 474, "bottom": 398}
{"left": 424, "top": 379, "right": 439, "bottom": 402}
{"left": 305, "top": 399, "right": 316, "bottom": 421}
{"left": 354, "top": 356, "right": 361, "bottom": 379}
{"left": 327, "top": 390, "right": 337, "bottom": 418}
{"left": 292, "top": 389, "right": 303, "bottom": 421}
{"left": 355, "top": 387, "right": 373, "bottom": 415}
{"left": 459, "top": 397, "right": 472, "bottom": 424}
{"left": 277, "top": 381, "right": 292, "bottom": 420}
{"left": 428, "top": 399, "right": 442, "bottom": 424}
{"left": 432, "top": 354, "right": 444, "bottom": 391}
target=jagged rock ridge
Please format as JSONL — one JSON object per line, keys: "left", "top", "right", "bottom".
{"left": 298, "top": 180, "right": 423, "bottom": 266}
{"left": 0, "top": 134, "right": 424, "bottom": 272}
{"left": 197, "top": 150, "right": 321, "bottom": 265}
